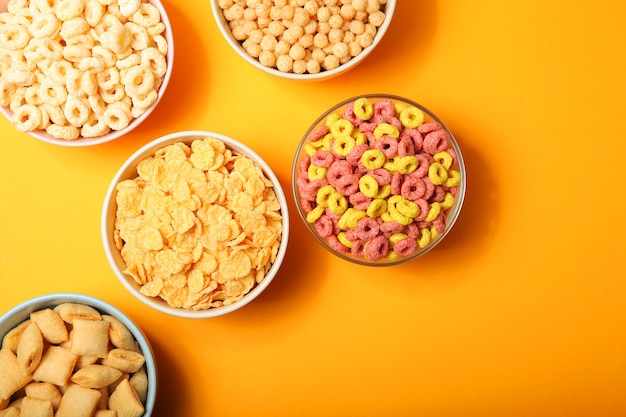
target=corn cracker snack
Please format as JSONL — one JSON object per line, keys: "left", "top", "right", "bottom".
{"left": 0, "top": 303, "right": 149, "bottom": 415}
{"left": 0, "top": 0, "right": 169, "bottom": 140}
{"left": 113, "top": 136, "right": 284, "bottom": 310}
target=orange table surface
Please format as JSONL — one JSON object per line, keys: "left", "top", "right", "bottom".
{"left": 2, "top": 1, "right": 626, "bottom": 416}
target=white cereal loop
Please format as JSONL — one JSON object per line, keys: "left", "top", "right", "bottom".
{"left": 23, "top": 39, "right": 45, "bottom": 63}
{"left": 100, "top": 83, "right": 125, "bottom": 103}
{"left": 140, "top": 46, "right": 166, "bottom": 78}
{"left": 153, "top": 34, "right": 168, "bottom": 55}
{"left": 65, "top": 67, "right": 82, "bottom": 96}
{"left": 123, "top": 64, "right": 154, "bottom": 96}
{"left": 65, "top": 33, "right": 95, "bottom": 49}
{"left": 30, "top": 0, "right": 56, "bottom": 15}
{"left": 63, "top": 95, "right": 90, "bottom": 126}
{"left": 103, "top": 101, "right": 131, "bottom": 130}
{"left": 81, "top": 112, "right": 110, "bottom": 137}
{"left": 62, "top": 44, "right": 90, "bottom": 62}
{"left": 146, "top": 21, "right": 164, "bottom": 36}
{"left": 119, "top": 0, "right": 141, "bottom": 17}
{"left": 55, "top": 0, "right": 85, "bottom": 21}
{"left": 37, "top": 104, "right": 50, "bottom": 129}
{"left": 88, "top": 94, "right": 106, "bottom": 115}
{"left": 41, "top": 103, "right": 67, "bottom": 125}
{"left": 77, "top": 56, "right": 106, "bottom": 73}
{"left": 80, "top": 70, "right": 97, "bottom": 95}
{"left": 85, "top": 0, "right": 106, "bottom": 26}
{"left": 9, "top": 87, "right": 26, "bottom": 112}
{"left": 0, "top": 80, "right": 17, "bottom": 107}
{"left": 7, "top": 0, "right": 30, "bottom": 16}
{"left": 39, "top": 79, "right": 68, "bottom": 106}
{"left": 130, "top": 88, "right": 156, "bottom": 109}
{"left": 6, "top": 68, "right": 35, "bottom": 86}
{"left": 125, "top": 21, "right": 149, "bottom": 50}
{"left": 92, "top": 45, "right": 116, "bottom": 67}
{"left": 46, "top": 59, "right": 73, "bottom": 84}
{"left": 96, "top": 66, "right": 120, "bottom": 90}
{"left": 100, "top": 21, "right": 132, "bottom": 53}
{"left": 28, "top": 13, "right": 61, "bottom": 39}
{"left": 131, "top": 3, "right": 160, "bottom": 28}
{"left": 0, "top": 24, "right": 30, "bottom": 51}
{"left": 25, "top": 84, "right": 44, "bottom": 105}
{"left": 35, "top": 38, "right": 63, "bottom": 60}
{"left": 60, "top": 16, "right": 89, "bottom": 39}
{"left": 46, "top": 123, "right": 80, "bottom": 140}
{"left": 115, "top": 51, "right": 139, "bottom": 69}
{"left": 12, "top": 104, "right": 43, "bottom": 132}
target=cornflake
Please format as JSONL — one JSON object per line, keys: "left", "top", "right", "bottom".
{"left": 114, "top": 137, "right": 283, "bottom": 310}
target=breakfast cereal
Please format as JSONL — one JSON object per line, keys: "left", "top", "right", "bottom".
{"left": 113, "top": 137, "right": 284, "bottom": 310}
{"left": 295, "top": 96, "right": 462, "bottom": 262}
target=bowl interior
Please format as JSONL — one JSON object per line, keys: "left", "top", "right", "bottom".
{"left": 0, "top": 293, "right": 157, "bottom": 417}
{"left": 292, "top": 94, "right": 466, "bottom": 266}
{"left": 210, "top": 0, "right": 396, "bottom": 81}
{"left": 0, "top": 0, "right": 174, "bottom": 147}
{"left": 102, "top": 131, "right": 290, "bottom": 318}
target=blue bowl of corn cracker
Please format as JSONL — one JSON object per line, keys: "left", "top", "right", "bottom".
{"left": 101, "top": 131, "right": 289, "bottom": 318}
{"left": 0, "top": 293, "right": 157, "bottom": 416}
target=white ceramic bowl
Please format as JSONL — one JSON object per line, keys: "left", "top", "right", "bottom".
{"left": 210, "top": 0, "right": 396, "bottom": 81}
{"left": 0, "top": 0, "right": 174, "bottom": 147}
{"left": 292, "top": 94, "right": 466, "bottom": 266}
{"left": 102, "top": 130, "right": 290, "bottom": 318}
{"left": 0, "top": 293, "right": 157, "bottom": 416}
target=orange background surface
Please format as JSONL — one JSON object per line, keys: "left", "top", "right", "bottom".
{"left": 2, "top": 1, "right": 626, "bottom": 416}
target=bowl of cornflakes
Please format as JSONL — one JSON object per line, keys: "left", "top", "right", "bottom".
{"left": 102, "top": 131, "right": 289, "bottom": 318}
{"left": 292, "top": 94, "right": 466, "bottom": 266}
{"left": 210, "top": 0, "right": 396, "bottom": 81}
{"left": 0, "top": 292, "right": 156, "bottom": 416}
{"left": 0, "top": 0, "right": 174, "bottom": 147}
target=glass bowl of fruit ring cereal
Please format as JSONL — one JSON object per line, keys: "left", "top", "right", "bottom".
{"left": 292, "top": 94, "right": 466, "bottom": 266}
{"left": 210, "top": 0, "right": 396, "bottom": 81}
{"left": 0, "top": 0, "right": 174, "bottom": 147}
{"left": 102, "top": 131, "right": 289, "bottom": 318}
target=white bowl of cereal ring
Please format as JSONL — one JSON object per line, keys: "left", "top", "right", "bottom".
{"left": 210, "top": 0, "right": 396, "bottom": 81}
{"left": 0, "top": 0, "right": 174, "bottom": 146}
{"left": 0, "top": 292, "right": 156, "bottom": 416}
{"left": 101, "top": 130, "right": 290, "bottom": 318}
{"left": 292, "top": 94, "right": 466, "bottom": 266}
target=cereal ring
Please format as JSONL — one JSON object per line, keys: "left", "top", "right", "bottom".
{"left": 337, "top": 231, "right": 352, "bottom": 248}
{"left": 380, "top": 221, "right": 404, "bottom": 235}
{"left": 326, "top": 160, "right": 352, "bottom": 185}
{"left": 353, "top": 97, "right": 374, "bottom": 120}
{"left": 85, "top": 0, "right": 106, "bottom": 26}
{"left": 327, "top": 234, "right": 349, "bottom": 253}
{"left": 315, "top": 184, "right": 336, "bottom": 207}
{"left": 424, "top": 202, "right": 442, "bottom": 223}
{"left": 38, "top": 80, "right": 68, "bottom": 106}
{"left": 0, "top": 23, "right": 29, "bottom": 51}
{"left": 0, "top": 80, "right": 17, "bottom": 107}
{"left": 330, "top": 118, "right": 354, "bottom": 138}
{"left": 399, "top": 106, "right": 424, "bottom": 129}
{"left": 440, "top": 192, "right": 455, "bottom": 210}
{"left": 123, "top": 64, "right": 155, "bottom": 96}
{"left": 423, "top": 129, "right": 450, "bottom": 155}
{"left": 349, "top": 192, "right": 371, "bottom": 211}
{"left": 368, "top": 168, "right": 392, "bottom": 185}
{"left": 400, "top": 176, "right": 425, "bottom": 201}
{"left": 355, "top": 217, "right": 379, "bottom": 240}
{"left": 417, "top": 121, "right": 441, "bottom": 134}
{"left": 363, "top": 235, "right": 389, "bottom": 261}
{"left": 12, "top": 104, "right": 43, "bottom": 132}
{"left": 101, "top": 83, "right": 125, "bottom": 104}
{"left": 396, "top": 156, "right": 418, "bottom": 175}
{"left": 29, "top": 13, "right": 61, "bottom": 39}
{"left": 373, "top": 122, "right": 399, "bottom": 140}
{"left": 391, "top": 196, "right": 419, "bottom": 218}
{"left": 400, "top": 128, "right": 423, "bottom": 152}
{"left": 306, "top": 205, "right": 325, "bottom": 223}
{"left": 35, "top": 38, "right": 64, "bottom": 60}
{"left": 416, "top": 227, "right": 431, "bottom": 248}
{"left": 63, "top": 95, "right": 90, "bottom": 126}
{"left": 46, "top": 123, "right": 80, "bottom": 140}
{"left": 342, "top": 102, "right": 363, "bottom": 126}
{"left": 81, "top": 112, "right": 110, "bottom": 137}
{"left": 393, "top": 236, "right": 417, "bottom": 257}
{"left": 141, "top": 47, "right": 167, "bottom": 78}
{"left": 307, "top": 124, "right": 329, "bottom": 141}
{"left": 358, "top": 174, "right": 379, "bottom": 198}
{"left": 56, "top": 0, "right": 85, "bottom": 21}
{"left": 131, "top": 3, "right": 161, "bottom": 27}
{"left": 314, "top": 215, "right": 334, "bottom": 238}
{"left": 372, "top": 184, "right": 391, "bottom": 199}
{"left": 360, "top": 149, "right": 385, "bottom": 170}
{"left": 334, "top": 174, "right": 359, "bottom": 196}
{"left": 119, "top": 0, "right": 141, "bottom": 17}
{"left": 60, "top": 16, "right": 90, "bottom": 39}
{"left": 310, "top": 150, "right": 335, "bottom": 168}
{"left": 366, "top": 198, "right": 387, "bottom": 218}
{"left": 432, "top": 212, "right": 446, "bottom": 234}
{"left": 373, "top": 98, "right": 395, "bottom": 119}
{"left": 103, "top": 101, "right": 132, "bottom": 130}
{"left": 428, "top": 162, "right": 448, "bottom": 185}
{"left": 444, "top": 170, "right": 461, "bottom": 187}
{"left": 327, "top": 192, "right": 348, "bottom": 215}
{"left": 125, "top": 21, "right": 150, "bottom": 50}
{"left": 332, "top": 135, "right": 356, "bottom": 157}
{"left": 375, "top": 136, "right": 398, "bottom": 159}
{"left": 433, "top": 151, "right": 453, "bottom": 170}
{"left": 338, "top": 208, "right": 366, "bottom": 230}
{"left": 5, "top": 68, "right": 35, "bottom": 86}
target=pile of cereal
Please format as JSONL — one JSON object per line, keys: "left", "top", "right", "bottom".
{"left": 114, "top": 137, "right": 284, "bottom": 310}
{"left": 216, "top": 0, "right": 388, "bottom": 74}
{"left": 0, "top": 303, "right": 148, "bottom": 417}
{"left": 295, "top": 96, "right": 462, "bottom": 262}
{"left": 0, "top": 0, "right": 169, "bottom": 140}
